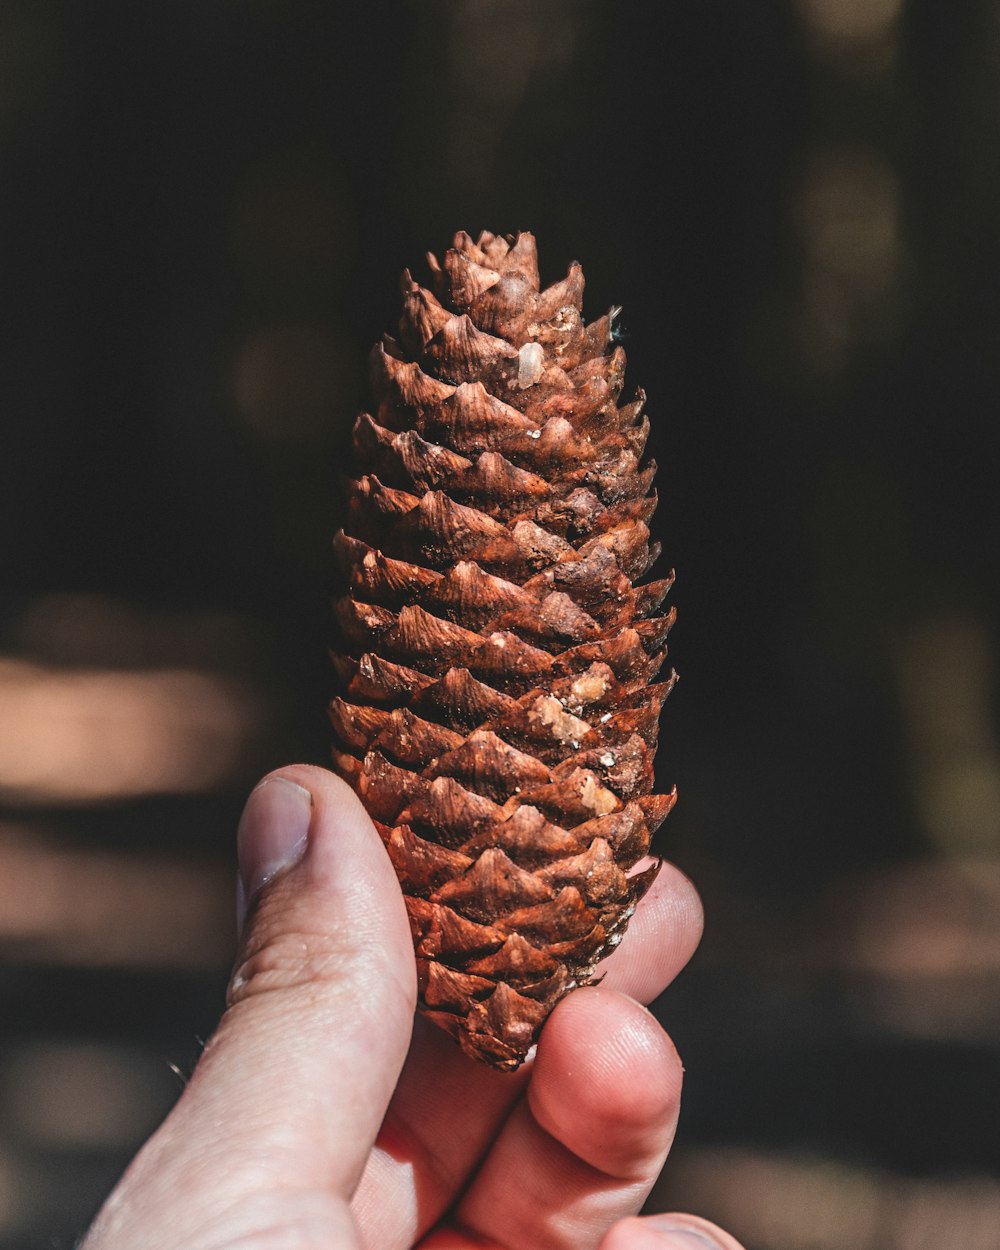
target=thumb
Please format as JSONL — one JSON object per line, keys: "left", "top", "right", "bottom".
{"left": 89, "top": 765, "right": 416, "bottom": 1247}
{"left": 213, "top": 766, "right": 417, "bottom": 1188}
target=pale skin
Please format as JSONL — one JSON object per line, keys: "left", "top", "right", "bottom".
{"left": 83, "top": 765, "right": 746, "bottom": 1250}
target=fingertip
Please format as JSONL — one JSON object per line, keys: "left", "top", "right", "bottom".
{"left": 598, "top": 860, "right": 705, "bottom": 1002}
{"left": 258, "top": 763, "right": 369, "bottom": 827}
{"left": 256, "top": 765, "right": 406, "bottom": 932}
{"left": 230, "top": 761, "right": 416, "bottom": 1024}
{"left": 618, "top": 1213, "right": 748, "bottom": 1250}
{"left": 529, "top": 987, "right": 683, "bottom": 1179}
{"left": 237, "top": 774, "right": 314, "bottom": 911}
{"left": 599, "top": 1216, "right": 669, "bottom": 1250}
{"left": 654, "top": 861, "right": 705, "bottom": 973}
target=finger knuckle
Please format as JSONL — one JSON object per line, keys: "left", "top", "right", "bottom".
{"left": 227, "top": 925, "right": 352, "bottom": 1011}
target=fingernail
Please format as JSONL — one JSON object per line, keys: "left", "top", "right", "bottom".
{"left": 237, "top": 777, "right": 313, "bottom": 919}
{"left": 641, "top": 1220, "right": 727, "bottom": 1249}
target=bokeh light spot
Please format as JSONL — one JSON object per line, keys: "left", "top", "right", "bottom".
{"left": 796, "top": 0, "right": 904, "bottom": 45}
{"left": 0, "top": 658, "right": 263, "bottom": 803}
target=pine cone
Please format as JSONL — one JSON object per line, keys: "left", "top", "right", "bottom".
{"left": 331, "top": 230, "right": 675, "bottom": 1070}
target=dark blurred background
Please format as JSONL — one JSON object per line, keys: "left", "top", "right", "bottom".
{"left": 2, "top": 1, "right": 999, "bottom": 1246}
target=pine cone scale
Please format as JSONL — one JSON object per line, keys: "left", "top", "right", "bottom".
{"left": 332, "top": 231, "right": 675, "bottom": 1069}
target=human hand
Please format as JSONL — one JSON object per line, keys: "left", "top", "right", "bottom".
{"left": 83, "top": 765, "right": 745, "bottom": 1250}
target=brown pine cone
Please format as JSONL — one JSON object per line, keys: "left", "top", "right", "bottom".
{"left": 331, "top": 230, "right": 675, "bottom": 1070}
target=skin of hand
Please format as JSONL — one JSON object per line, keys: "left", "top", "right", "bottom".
{"left": 82, "top": 765, "right": 746, "bottom": 1250}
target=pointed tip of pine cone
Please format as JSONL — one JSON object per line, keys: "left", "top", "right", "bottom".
{"left": 333, "top": 232, "right": 674, "bottom": 1070}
